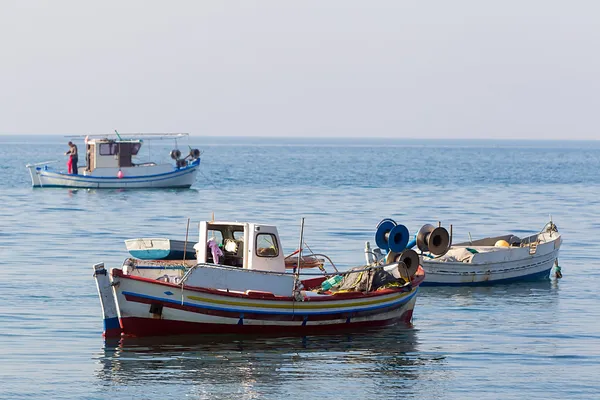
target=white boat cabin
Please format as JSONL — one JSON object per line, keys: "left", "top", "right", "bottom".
{"left": 195, "top": 221, "right": 286, "bottom": 273}
{"left": 85, "top": 138, "right": 146, "bottom": 173}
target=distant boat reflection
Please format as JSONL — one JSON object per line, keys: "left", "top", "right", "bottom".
{"left": 419, "top": 279, "right": 560, "bottom": 300}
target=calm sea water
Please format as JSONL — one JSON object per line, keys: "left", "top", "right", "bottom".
{"left": 0, "top": 135, "right": 599, "bottom": 399}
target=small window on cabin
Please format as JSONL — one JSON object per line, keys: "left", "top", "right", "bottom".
{"left": 131, "top": 143, "right": 141, "bottom": 155}
{"left": 208, "top": 229, "right": 224, "bottom": 246}
{"left": 233, "top": 231, "right": 244, "bottom": 241}
{"left": 256, "top": 233, "right": 279, "bottom": 258}
{"left": 99, "top": 143, "right": 117, "bottom": 156}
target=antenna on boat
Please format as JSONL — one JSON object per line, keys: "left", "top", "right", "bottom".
{"left": 114, "top": 130, "right": 122, "bottom": 140}
{"left": 294, "top": 218, "right": 305, "bottom": 279}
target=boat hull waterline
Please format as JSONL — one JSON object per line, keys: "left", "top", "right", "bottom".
{"left": 27, "top": 159, "right": 199, "bottom": 189}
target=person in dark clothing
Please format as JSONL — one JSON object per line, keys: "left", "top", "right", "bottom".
{"left": 65, "top": 141, "right": 78, "bottom": 175}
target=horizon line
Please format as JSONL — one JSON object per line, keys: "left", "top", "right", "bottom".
{"left": 0, "top": 133, "right": 597, "bottom": 141}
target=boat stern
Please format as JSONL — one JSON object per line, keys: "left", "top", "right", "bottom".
{"left": 93, "top": 263, "right": 122, "bottom": 337}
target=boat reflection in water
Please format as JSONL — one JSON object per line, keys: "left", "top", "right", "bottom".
{"left": 419, "top": 279, "right": 560, "bottom": 303}
{"left": 96, "top": 326, "right": 445, "bottom": 397}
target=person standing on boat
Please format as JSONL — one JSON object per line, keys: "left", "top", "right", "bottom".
{"left": 65, "top": 141, "right": 78, "bottom": 175}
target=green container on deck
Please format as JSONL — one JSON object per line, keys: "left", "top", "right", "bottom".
{"left": 321, "top": 275, "right": 343, "bottom": 291}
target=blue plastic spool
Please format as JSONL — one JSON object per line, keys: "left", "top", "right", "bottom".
{"left": 375, "top": 219, "right": 397, "bottom": 250}
{"left": 388, "top": 224, "right": 410, "bottom": 253}
{"left": 377, "top": 218, "right": 397, "bottom": 230}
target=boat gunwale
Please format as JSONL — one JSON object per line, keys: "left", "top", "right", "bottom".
{"left": 422, "top": 234, "right": 561, "bottom": 268}
{"left": 422, "top": 249, "right": 559, "bottom": 269}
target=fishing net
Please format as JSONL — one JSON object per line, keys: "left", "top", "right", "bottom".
{"left": 334, "top": 266, "right": 399, "bottom": 292}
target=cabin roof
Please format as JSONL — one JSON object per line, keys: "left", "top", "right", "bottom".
{"left": 206, "top": 221, "right": 248, "bottom": 227}
{"left": 66, "top": 132, "right": 188, "bottom": 140}
{"left": 88, "top": 138, "right": 143, "bottom": 144}
{"left": 205, "top": 221, "right": 277, "bottom": 229}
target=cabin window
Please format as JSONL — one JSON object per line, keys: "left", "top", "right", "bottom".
{"left": 99, "top": 143, "right": 117, "bottom": 156}
{"left": 256, "top": 233, "right": 279, "bottom": 257}
{"left": 233, "top": 231, "right": 244, "bottom": 241}
{"left": 208, "top": 229, "right": 224, "bottom": 246}
{"left": 131, "top": 143, "right": 141, "bottom": 155}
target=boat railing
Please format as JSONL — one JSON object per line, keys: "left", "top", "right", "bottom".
{"left": 25, "top": 160, "right": 58, "bottom": 168}
{"left": 177, "top": 259, "right": 412, "bottom": 284}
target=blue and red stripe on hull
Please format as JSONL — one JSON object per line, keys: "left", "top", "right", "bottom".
{"left": 109, "top": 267, "right": 424, "bottom": 337}
{"left": 121, "top": 289, "right": 417, "bottom": 322}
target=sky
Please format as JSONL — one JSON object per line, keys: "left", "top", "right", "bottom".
{"left": 0, "top": 0, "right": 598, "bottom": 139}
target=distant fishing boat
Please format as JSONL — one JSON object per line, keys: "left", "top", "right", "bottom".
{"left": 364, "top": 219, "right": 562, "bottom": 286}
{"left": 419, "top": 221, "right": 562, "bottom": 285}
{"left": 26, "top": 132, "right": 201, "bottom": 189}
{"left": 94, "top": 218, "right": 425, "bottom": 338}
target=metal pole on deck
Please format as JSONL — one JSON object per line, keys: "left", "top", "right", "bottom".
{"left": 183, "top": 218, "right": 190, "bottom": 265}
{"left": 294, "top": 218, "right": 305, "bottom": 278}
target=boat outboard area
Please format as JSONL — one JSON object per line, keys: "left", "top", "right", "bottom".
{"left": 26, "top": 132, "right": 202, "bottom": 189}
{"left": 93, "top": 218, "right": 426, "bottom": 338}
{"left": 365, "top": 219, "right": 562, "bottom": 286}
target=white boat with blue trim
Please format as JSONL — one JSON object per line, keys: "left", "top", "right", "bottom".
{"left": 419, "top": 222, "right": 562, "bottom": 285}
{"left": 365, "top": 219, "right": 562, "bottom": 286}
{"left": 26, "top": 133, "right": 201, "bottom": 189}
{"left": 94, "top": 218, "right": 425, "bottom": 338}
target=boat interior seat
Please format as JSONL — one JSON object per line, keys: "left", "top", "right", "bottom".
{"left": 223, "top": 239, "right": 244, "bottom": 267}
